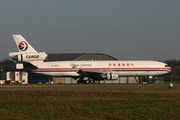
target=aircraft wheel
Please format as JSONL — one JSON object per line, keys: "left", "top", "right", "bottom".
{"left": 82, "top": 80, "right": 86, "bottom": 83}
{"left": 77, "top": 80, "right": 86, "bottom": 84}
{"left": 77, "top": 80, "right": 81, "bottom": 84}
{"left": 88, "top": 80, "right": 92, "bottom": 83}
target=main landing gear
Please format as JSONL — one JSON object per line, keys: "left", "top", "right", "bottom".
{"left": 77, "top": 76, "right": 87, "bottom": 84}
{"left": 77, "top": 79, "right": 87, "bottom": 84}
{"left": 77, "top": 79, "right": 100, "bottom": 84}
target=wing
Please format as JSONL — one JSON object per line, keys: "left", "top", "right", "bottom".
{"left": 76, "top": 69, "right": 119, "bottom": 80}
{"left": 77, "top": 69, "right": 105, "bottom": 76}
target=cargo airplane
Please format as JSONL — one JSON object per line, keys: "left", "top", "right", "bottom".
{"left": 9, "top": 35, "right": 172, "bottom": 83}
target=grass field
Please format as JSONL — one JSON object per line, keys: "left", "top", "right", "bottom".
{"left": 0, "top": 84, "right": 180, "bottom": 120}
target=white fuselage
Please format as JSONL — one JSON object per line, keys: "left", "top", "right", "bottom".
{"left": 10, "top": 35, "right": 172, "bottom": 80}
{"left": 30, "top": 60, "right": 171, "bottom": 77}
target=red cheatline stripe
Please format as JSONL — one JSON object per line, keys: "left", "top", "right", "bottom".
{"left": 37, "top": 67, "right": 171, "bottom": 71}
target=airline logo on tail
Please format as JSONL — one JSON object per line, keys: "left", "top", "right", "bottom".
{"left": 13, "top": 34, "right": 37, "bottom": 53}
{"left": 18, "top": 41, "right": 28, "bottom": 51}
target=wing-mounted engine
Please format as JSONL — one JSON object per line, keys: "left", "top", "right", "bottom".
{"left": 92, "top": 72, "right": 118, "bottom": 80}
{"left": 9, "top": 52, "right": 48, "bottom": 62}
{"left": 106, "top": 72, "right": 118, "bottom": 80}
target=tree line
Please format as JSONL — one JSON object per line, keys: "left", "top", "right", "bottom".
{"left": 0, "top": 59, "right": 14, "bottom": 70}
{"left": 0, "top": 59, "right": 180, "bottom": 83}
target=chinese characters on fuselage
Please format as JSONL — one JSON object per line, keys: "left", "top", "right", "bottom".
{"left": 108, "top": 63, "right": 134, "bottom": 67}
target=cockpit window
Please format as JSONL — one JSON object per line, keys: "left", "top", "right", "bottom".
{"left": 165, "top": 65, "right": 169, "bottom": 67}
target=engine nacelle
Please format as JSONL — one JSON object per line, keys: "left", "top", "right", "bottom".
{"left": 106, "top": 73, "right": 118, "bottom": 80}
{"left": 11, "top": 52, "right": 48, "bottom": 62}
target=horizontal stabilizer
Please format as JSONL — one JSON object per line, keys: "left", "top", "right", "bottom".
{"left": 16, "top": 62, "right": 38, "bottom": 70}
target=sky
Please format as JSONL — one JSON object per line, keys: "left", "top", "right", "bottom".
{"left": 0, "top": 0, "right": 180, "bottom": 61}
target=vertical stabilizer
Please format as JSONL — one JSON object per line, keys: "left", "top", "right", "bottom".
{"left": 13, "top": 34, "right": 37, "bottom": 53}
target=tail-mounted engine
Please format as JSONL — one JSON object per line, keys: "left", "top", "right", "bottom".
{"left": 9, "top": 52, "right": 48, "bottom": 62}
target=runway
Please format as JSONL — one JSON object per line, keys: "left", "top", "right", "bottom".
{"left": 0, "top": 84, "right": 179, "bottom": 91}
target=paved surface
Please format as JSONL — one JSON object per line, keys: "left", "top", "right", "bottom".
{"left": 0, "top": 84, "right": 179, "bottom": 91}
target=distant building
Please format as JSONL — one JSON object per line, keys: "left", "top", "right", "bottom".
{"left": 45, "top": 53, "right": 118, "bottom": 61}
